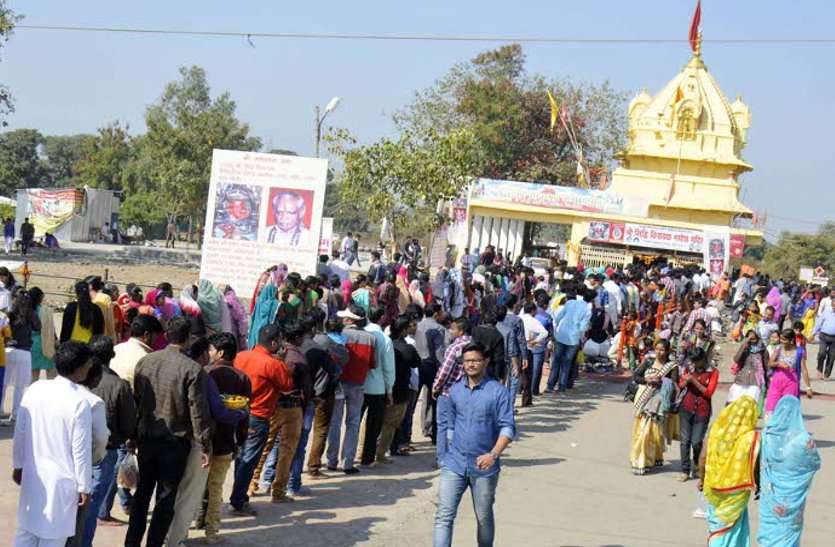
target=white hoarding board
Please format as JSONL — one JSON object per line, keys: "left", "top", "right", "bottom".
{"left": 200, "top": 149, "right": 328, "bottom": 296}
{"left": 318, "top": 217, "right": 334, "bottom": 256}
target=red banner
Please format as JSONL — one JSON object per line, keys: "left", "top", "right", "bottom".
{"left": 729, "top": 234, "right": 746, "bottom": 258}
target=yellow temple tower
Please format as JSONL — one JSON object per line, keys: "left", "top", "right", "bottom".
{"left": 609, "top": 36, "right": 757, "bottom": 228}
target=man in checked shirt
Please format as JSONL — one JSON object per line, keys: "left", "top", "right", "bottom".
{"left": 431, "top": 318, "right": 472, "bottom": 464}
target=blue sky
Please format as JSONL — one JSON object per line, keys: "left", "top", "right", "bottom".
{"left": 3, "top": 1, "right": 832, "bottom": 239}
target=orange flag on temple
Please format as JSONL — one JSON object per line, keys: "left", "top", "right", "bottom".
{"left": 689, "top": 1, "right": 702, "bottom": 53}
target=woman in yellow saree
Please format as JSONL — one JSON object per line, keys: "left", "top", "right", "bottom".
{"left": 699, "top": 396, "right": 761, "bottom": 546}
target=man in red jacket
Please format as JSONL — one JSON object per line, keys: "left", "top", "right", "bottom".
{"left": 228, "top": 325, "right": 295, "bottom": 516}
{"left": 325, "top": 304, "right": 376, "bottom": 475}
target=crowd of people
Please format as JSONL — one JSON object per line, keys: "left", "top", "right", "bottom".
{"left": 0, "top": 243, "right": 827, "bottom": 546}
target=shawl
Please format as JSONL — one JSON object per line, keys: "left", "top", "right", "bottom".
{"left": 180, "top": 285, "right": 201, "bottom": 316}
{"left": 408, "top": 279, "right": 425, "bottom": 309}
{"left": 704, "top": 396, "right": 760, "bottom": 532}
{"left": 767, "top": 287, "right": 783, "bottom": 323}
{"left": 37, "top": 304, "right": 56, "bottom": 359}
{"left": 145, "top": 289, "right": 177, "bottom": 320}
{"left": 757, "top": 396, "right": 820, "bottom": 547}
{"left": 396, "top": 272, "right": 410, "bottom": 313}
{"left": 247, "top": 284, "right": 278, "bottom": 350}
{"left": 197, "top": 280, "right": 224, "bottom": 332}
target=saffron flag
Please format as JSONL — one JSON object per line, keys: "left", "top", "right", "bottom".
{"left": 547, "top": 90, "right": 559, "bottom": 132}
{"left": 666, "top": 174, "right": 676, "bottom": 204}
{"left": 689, "top": 0, "right": 701, "bottom": 53}
{"left": 673, "top": 86, "right": 684, "bottom": 104}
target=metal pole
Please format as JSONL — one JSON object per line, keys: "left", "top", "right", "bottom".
{"left": 314, "top": 105, "right": 321, "bottom": 158}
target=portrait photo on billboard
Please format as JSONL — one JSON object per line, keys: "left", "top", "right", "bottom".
{"left": 264, "top": 187, "right": 315, "bottom": 248}
{"left": 708, "top": 238, "right": 725, "bottom": 259}
{"left": 212, "top": 183, "right": 261, "bottom": 241}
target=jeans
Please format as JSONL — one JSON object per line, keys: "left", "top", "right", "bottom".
{"left": 125, "top": 438, "right": 191, "bottom": 547}
{"left": 252, "top": 406, "right": 302, "bottom": 498}
{"left": 433, "top": 468, "right": 499, "bottom": 547}
{"left": 82, "top": 448, "right": 119, "bottom": 547}
{"left": 99, "top": 446, "right": 133, "bottom": 518}
{"left": 435, "top": 395, "right": 451, "bottom": 464}
{"left": 817, "top": 333, "right": 835, "bottom": 378}
{"left": 679, "top": 409, "right": 708, "bottom": 475}
{"left": 360, "top": 394, "right": 387, "bottom": 465}
{"left": 505, "top": 362, "right": 520, "bottom": 407}
{"left": 530, "top": 349, "right": 546, "bottom": 395}
{"left": 288, "top": 402, "right": 315, "bottom": 492}
{"left": 306, "top": 395, "right": 335, "bottom": 474}
{"left": 393, "top": 389, "right": 419, "bottom": 451}
{"left": 229, "top": 415, "right": 271, "bottom": 509}
{"left": 547, "top": 342, "right": 579, "bottom": 391}
{"left": 326, "top": 382, "right": 365, "bottom": 470}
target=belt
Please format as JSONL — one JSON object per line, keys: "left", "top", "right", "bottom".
{"left": 277, "top": 398, "right": 303, "bottom": 409}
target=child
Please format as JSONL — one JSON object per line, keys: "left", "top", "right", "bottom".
{"left": 617, "top": 311, "right": 640, "bottom": 369}
{"left": 665, "top": 302, "right": 688, "bottom": 350}
{"left": 766, "top": 330, "right": 781, "bottom": 361}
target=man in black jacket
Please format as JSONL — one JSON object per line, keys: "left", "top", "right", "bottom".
{"left": 82, "top": 335, "right": 137, "bottom": 544}
{"left": 471, "top": 310, "right": 507, "bottom": 381}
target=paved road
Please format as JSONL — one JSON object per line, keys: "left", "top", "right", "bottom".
{"left": 1, "top": 345, "right": 833, "bottom": 546}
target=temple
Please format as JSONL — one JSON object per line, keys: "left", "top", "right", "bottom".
{"left": 460, "top": 37, "right": 764, "bottom": 273}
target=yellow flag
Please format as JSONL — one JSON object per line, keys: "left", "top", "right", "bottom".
{"left": 547, "top": 90, "right": 559, "bottom": 132}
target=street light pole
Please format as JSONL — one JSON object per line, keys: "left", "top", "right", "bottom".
{"left": 314, "top": 97, "right": 341, "bottom": 158}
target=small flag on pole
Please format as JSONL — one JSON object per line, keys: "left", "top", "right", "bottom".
{"left": 673, "top": 86, "right": 684, "bottom": 104}
{"left": 547, "top": 90, "right": 559, "bottom": 132}
{"left": 689, "top": 0, "right": 702, "bottom": 53}
{"left": 666, "top": 174, "right": 676, "bottom": 204}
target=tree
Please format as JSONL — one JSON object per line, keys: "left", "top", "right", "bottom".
{"left": 0, "top": 128, "right": 48, "bottom": 196}
{"left": 119, "top": 191, "right": 167, "bottom": 240}
{"left": 42, "top": 134, "right": 95, "bottom": 186}
{"left": 394, "top": 44, "right": 627, "bottom": 185}
{"left": 74, "top": 122, "right": 133, "bottom": 190}
{"left": 142, "top": 66, "right": 261, "bottom": 236}
{"left": 328, "top": 126, "right": 483, "bottom": 245}
{"left": 0, "top": 3, "right": 21, "bottom": 127}
{"left": 762, "top": 223, "right": 835, "bottom": 279}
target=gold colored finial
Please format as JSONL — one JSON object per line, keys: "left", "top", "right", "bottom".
{"left": 694, "top": 30, "right": 703, "bottom": 58}
{"left": 687, "top": 30, "right": 705, "bottom": 69}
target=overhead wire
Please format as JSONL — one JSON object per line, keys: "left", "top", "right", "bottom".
{"left": 14, "top": 25, "right": 835, "bottom": 45}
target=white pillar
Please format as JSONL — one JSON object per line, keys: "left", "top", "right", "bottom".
{"left": 499, "top": 218, "right": 509, "bottom": 255}
{"left": 490, "top": 217, "right": 501, "bottom": 252}
{"left": 480, "top": 216, "right": 492, "bottom": 250}
{"left": 470, "top": 216, "right": 483, "bottom": 252}
{"left": 507, "top": 220, "right": 518, "bottom": 259}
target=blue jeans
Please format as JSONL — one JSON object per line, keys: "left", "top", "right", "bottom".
{"left": 82, "top": 448, "right": 118, "bottom": 547}
{"left": 99, "top": 445, "right": 133, "bottom": 518}
{"left": 433, "top": 468, "right": 499, "bottom": 547}
{"left": 288, "top": 402, "right": 315, "bottom": 491}
{"left": 435, "top": 395, "right": 452, "bottom": 465}
{"left": 326, "top": 382, "right": 365, "bottom": 470}
{"left": 230, "top": 415, "right": 271, "bottom": 509}
{"left": 547, "top": 342, "right": 579, "bottom": 391}
{"left": 505, "top": 363, "right": 519, "bottom": 406}
{"left": 531, "top": 349, "right": 546, "bottom": 395}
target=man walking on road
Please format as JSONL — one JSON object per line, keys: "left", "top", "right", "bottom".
{"left": 20, "top": 218, "right": 34, "bottom": 256}
{"left": 433, "top": 342, "right": 515, "bottom": 547}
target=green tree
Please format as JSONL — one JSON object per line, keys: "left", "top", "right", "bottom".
{"left": 74, "top": 122, "right": 133, "bottom": 190}
{"left": 762, "top": 223, "right": 835, "bottom": 279}
{"left": 42, "top": 134, "right": 95, "bottom": 186}
{"left": 0, "top": 128, "right": 48, "bottom": 196}
{"left": 394, "top": 44, "right": 626, "bottom": 185}
{"left": 142, "top": 66, "right": 261, "bottom": 237}
{"left": 0, "top": 3, "right": 21, "bottom": 127}
{"left": 119, "top": 191, "right": 167, "bottom": 240}
{"left": 328, "top": 127, "right": 483, "bottom": 245}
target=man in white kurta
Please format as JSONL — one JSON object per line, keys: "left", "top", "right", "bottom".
{"left": 12, "top": 375, "right": 93, "bottom": 546}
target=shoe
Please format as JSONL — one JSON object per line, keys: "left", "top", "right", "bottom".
{"left": 228, "top": 503, "right": 258, "bottom": 517}
{"left": 0, "top": 417, "right": 15, "bottom": 427}
{"left": 677, "top": 473, "right": 690, "bottom": 482}
{"left": 97, "top": 516, "right": 126, "bottom": 527}
{"left": 375, "top": 457, "right": 394, "bottom": 465}
{"left": 271, "top": 494, "right": 294, "bottom": 504}
{"left": 543, "top": 388, "right": 553, "bottom": 394}
{"left": 191, "top": 518, "right": 206, "bottom": 530}
{"left": 390, "top": 449, "right": 410, "bottom": 457}
{"left": 288, "top": 486, "right": 312, "bottom": 497}
{"left": 204, "top": 536, "right": 226, "bottom": 545}
{"left": 343, "top": 467, "right": 360, "bottom": 475}
{"left": 308, "top": 471, "right": 328, "bottom": 480}
{"left": 326, "top": 465, "right": 338, "bottom": 472}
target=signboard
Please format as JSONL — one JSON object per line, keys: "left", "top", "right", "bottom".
{"left": 470, "top": 178, "right": 647, "bottom": 217}
{"left": 429, "top": 225, "right": 450, "bottom": 269}
{"left": 318, "top": 217, "right": 334, "bottom": 256}
{"left": 729, "top": 234, "right": 746, "bottom": 258}
{"left": 587, "top": 221, "right": 704, "bottom": 253}
{"left": 200, "top": 150, "right": 328, "bottom": 296}
{"left": 26, "top": 188, "right": 84, "bottom": 236}
{"left": 703, "top": 229, "right": 730, "bottom": 279}
{"left": 799, "top": 267, "right": 814, "bottom": 282}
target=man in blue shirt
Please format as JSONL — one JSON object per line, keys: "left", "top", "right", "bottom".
{"left": 433, "top": 342, "right": 515, "bottom": 547}
{"left": 813, "top": 298, "right": 835, "bottom": 378}
{"left": 547, "top": 287, "right": 593, "bottom": 393}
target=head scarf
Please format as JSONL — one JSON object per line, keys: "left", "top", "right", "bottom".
{"left": 247, "top": 284, "right": 278, "bottom": 350}
{"left": 197, "top": 279, "right": 224, "bottom": 332}
{"left": 180, "top": 285, "right": 201, "bottom": 316}
{"left": 757, "top": 396, "right": 820, "bottom": 547}
{"left": 767, "top": 287, "right": 783, "bottom": 322}
{"left": 225, "top": 286, "right": 249, "bottom": 339}
{"left": 342, "top": 279, "right": 353, "bottom": 308}
{"left": 704, "top": 396, "right": 761, "bottom": 530}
